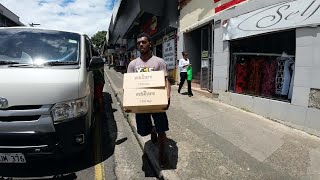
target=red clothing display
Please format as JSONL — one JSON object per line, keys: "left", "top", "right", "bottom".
{"left": 248, "top": 58, "right": 263, "bottom": 95}
{"left": 235, "top": 62, "right": 248, "bottom": 93}
{"left": 261, "top": 60, "right": 277, "bottom": 97}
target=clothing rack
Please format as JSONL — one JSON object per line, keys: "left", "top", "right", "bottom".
{"left": 232, "top": 52, "right": 295, "bottom": 58}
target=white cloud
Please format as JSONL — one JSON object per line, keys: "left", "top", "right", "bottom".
{"left": 0, "top": 0, "right": 114, "bottom": 37}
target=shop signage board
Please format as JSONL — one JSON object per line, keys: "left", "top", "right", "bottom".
{"left": 215, "top": 0, "right": 247, "bottom": 13}
{"left": 162, "top": 39, "right": 175, "bottom": 70}
{"left": 223, "top": 0, "right": 320, "bottom": 40}
{"left": 202, "top": 51, "right": 209, "bottom": 59}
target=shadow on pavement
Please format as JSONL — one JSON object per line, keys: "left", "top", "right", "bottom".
{"left": 181, "top": 92, "right": 190, "bottom": 96}
{"left": 142, "top": 138, "right": 178, "bottom": 172}
{"left": 0, "top": 93, "right": 118, "bottom": 179}
{"left": 165, "top": 139, "right": 178, "bottom": 170}
{"left": 99, "top": 92, "right": 118, "bottom": 164}
{"left": 115, "top": 137, "right": 128, "bottom": 145}
{"left": 141, "top": 154, "right": 157, "bottom": 178}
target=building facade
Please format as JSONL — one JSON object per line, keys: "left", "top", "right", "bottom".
{"left": 108, "top": 0, "right": 179, "bottom": 82}
{"left": 178, "top": 0, "right": 320, "bottom": 136}
{"left": 0, "top": 4, "right": 24, "bottom": 27}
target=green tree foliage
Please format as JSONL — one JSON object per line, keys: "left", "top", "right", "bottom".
{"left": 91, "top": 31, "right": 107, "bottom": 49}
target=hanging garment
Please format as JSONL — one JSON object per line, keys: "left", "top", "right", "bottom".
{"left": 275, "top": 57, "right": 294, "bottom": 96}
{"left": 261, "top": 59, "right": 277, "bottom": 97}
{"left": 288, "top": 63, "right": 295, "bottom": 99}
{"left": 235, "top": 62, "right": 248, "bottom": 93}
{"left": 248, "top": 58, "right": 264, "bottom": 94}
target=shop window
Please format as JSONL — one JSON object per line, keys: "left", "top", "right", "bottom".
{"left": 229, "top": 30, "right": 296, "bottom": 102}
{"left": 85, "top": 37, "right": 92, "bottom": 68}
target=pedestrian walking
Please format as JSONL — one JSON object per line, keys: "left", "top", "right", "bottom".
{"left": 92, "top": 48, "right": 105, "bottom": 112}
{"left": 126, "top": 32, "right": 171, "bottom": 168}
{"left": 178, "top": 51, "right": 193, "bottom": 97}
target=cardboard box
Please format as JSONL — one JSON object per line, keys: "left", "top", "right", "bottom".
{"left": 123, "top": 71, "right": 165, "bottom": 89}
{"left": 123, "top": 88, "right": 168, "bottom": 113}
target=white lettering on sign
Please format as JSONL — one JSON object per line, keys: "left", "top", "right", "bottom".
{"left": 162, "top": 39, "right": 175, "bottom": 70}
{"left": 223, "top": 0, "right": 320, "bottom": 40}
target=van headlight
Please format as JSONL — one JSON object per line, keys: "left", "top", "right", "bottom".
{"left": 51, "top": 97, "right": 89, "bottom": 122}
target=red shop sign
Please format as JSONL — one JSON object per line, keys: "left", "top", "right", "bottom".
{"left": 214, "top": 0, "right": 247, "bottom": 13}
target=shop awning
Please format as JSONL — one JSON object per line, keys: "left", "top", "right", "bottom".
{"left": 109, "top": 0, "right": 165, "bottom": 44}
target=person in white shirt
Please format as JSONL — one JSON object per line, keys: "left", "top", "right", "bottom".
{"left": 178, "top": 51, "right": 193, "bottom": 96}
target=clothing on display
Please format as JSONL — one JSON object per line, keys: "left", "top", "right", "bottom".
{"left": 247, "top": 58, "right": 263, "bottom": 94}
{"left": 235, "top": 60, "right": 248, "bottom": 93}
{"left": 233, "top": 54, "right": 295, "bottom": 100}
{"left": 261, "top": 59, "right": 277, "bottom": 97}
{"left": 275, "top": 56, "right": 295, "bottom": 96}
{"left": 288, "top": 63, "right": 295, "bottom": 99}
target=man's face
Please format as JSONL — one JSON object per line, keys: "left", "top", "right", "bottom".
{"left": 137, "top": 37, "right": 151, "bottom": 54}
{"left": 183, "top": 53, "right": 188, "bottom": 59}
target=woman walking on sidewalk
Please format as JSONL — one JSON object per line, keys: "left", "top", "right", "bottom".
{"left": 178, "top": 51, "right": 193, "bottom": 97}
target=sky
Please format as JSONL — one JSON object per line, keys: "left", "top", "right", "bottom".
{"left": 0, "top": 0, "right": 118, "bottom": 37}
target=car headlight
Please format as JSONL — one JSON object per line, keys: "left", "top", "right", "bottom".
{"left": 51, "top": 97, "right": 89, "bottom": 122}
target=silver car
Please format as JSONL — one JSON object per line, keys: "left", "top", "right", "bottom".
{"left": 0, "top": 27, "right": 104, "bottom": 163}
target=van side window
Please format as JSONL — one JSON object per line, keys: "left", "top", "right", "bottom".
{"left": 85, "top": 38, "right": 92, "bottom": 68}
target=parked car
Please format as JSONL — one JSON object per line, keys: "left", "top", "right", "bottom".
{"left": 0, "top": 27, "right": 104, "bottom": 163}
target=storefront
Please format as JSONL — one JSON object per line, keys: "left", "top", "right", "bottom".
{"left": 178, "top": 0, "right": 247, "bottom": 91}
{"left": 213, "top": 0, "right": 320, "bottom": 136}
{"left": 182, "top": 24, "right": 214, "bottom": 91}
{"left": 108, "top": 0, "right": 178, "bottom": 81}
{"left": 178, "top": 0, "right": 320, "bottom": 135}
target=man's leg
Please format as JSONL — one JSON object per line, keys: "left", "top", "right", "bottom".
{"left": 187, "top": 80, "right": 193, "bottom": 96}
{"left": 178, "top": 72, "right": 186, "bottom": 93}
{"left": 135, "top": 114, "right": 153, "bottom": 136}
{"left": 152, "top": 112, "right": 169, "bottom": 167}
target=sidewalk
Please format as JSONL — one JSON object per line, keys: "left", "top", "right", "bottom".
{"left": 105, "top": 67, "right": 320, "bottom": 180}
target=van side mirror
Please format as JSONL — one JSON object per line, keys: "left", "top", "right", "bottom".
{"left": 88, "top": 56, "right": 104, "bottom": 71}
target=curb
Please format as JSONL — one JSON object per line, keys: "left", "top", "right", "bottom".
{"left": 105, "top": 68, "right": 181, "bottom": 180}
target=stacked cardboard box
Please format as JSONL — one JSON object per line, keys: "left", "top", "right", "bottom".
{"left": 123, "top": 71, "right": 168, "bottom": 113}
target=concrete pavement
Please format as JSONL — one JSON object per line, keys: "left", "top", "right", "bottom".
{"left": 106, "top": 67, "right": 320, "bottom": 180}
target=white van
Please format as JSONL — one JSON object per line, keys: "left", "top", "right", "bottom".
{"left": 0, "top": 27, "right": 104, "bottom": 163}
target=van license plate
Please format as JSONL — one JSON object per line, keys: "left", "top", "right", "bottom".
{"left": 0, "top": 153, "right": 26, "bottom": 163}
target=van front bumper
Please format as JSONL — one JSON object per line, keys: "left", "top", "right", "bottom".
{"left": 0, "top": 114, "right": 89, "bottom": 161}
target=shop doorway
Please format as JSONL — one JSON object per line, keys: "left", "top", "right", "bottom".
{"left": 200, "top": 24, "right": 213, "bottom": 92}
{"left": 185, "top": 28, "right": 201, "bottom": 88}
{"left": 155, "top": 44, "right": 163, "bottom": 58}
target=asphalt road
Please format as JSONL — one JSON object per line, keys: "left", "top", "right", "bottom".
{"left": 0, "top": 70, "right": 156, "bottom": 180}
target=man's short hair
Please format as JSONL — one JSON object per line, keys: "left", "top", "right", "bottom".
{"left": 137, "top": 32, "right": 152, "bottom": 42}
{"left": 182, "top": 51, "right": 187, "bottom": 55}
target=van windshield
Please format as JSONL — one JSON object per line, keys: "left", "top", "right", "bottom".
{"left": 0, "top": 28, "right": 81, "bottom": 66}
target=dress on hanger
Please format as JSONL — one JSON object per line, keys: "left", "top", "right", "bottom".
{"left": 248, "top": 58, "right": 264, "bottom": 94}
{"left": 275, "top": 56, "right": 294, "bottom": 96}
{"left": 235, "top": 60, "right": 248, "bottom": 93}
{"left": 261, "top": 59, "right": 277, "bottom": 97}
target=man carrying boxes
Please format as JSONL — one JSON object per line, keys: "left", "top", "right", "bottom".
{"left": 123, "top": 33, "right": 171, "bottom": 168}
